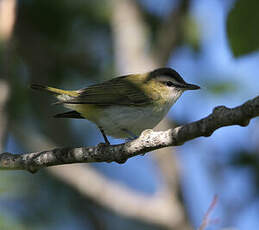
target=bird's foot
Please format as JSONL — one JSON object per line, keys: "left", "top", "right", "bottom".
{"left": 122, "top": 129, "right": 138, "bottom": 141}
{"left": 98, "top": 126, "right": 111, "bottom": 145}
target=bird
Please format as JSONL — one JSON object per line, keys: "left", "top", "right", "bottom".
{"left": 31, "top": 67, "right": 200, "bottom": 144}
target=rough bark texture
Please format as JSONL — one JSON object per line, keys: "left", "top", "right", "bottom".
{"left": 1, "top": 95, "right": 258, "bottom": 173}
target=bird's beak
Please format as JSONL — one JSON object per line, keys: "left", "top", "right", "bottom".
{"left": 184, "top": 83, "right": 200, "bottom": 90}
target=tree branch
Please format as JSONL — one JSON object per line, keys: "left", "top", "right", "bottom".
{"left": 48, "top": 165, "right": 181, "bottom": 228}
{"left": 1, "top": 95, "right": 258, "bottom": 172}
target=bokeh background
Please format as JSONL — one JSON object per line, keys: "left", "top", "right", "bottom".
{"left": 0, "top": 0, "right": 259, "bottom": 229}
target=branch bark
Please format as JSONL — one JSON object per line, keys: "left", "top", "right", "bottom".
{"left": 1, "top": 95, "right": 258, "bottom": 172}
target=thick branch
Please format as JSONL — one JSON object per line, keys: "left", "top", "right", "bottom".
{"left": 48, "top": 165, "right": 181, "bottom": 228}
{"left": 1, "top": 96, "right": 258, "bottom": 172}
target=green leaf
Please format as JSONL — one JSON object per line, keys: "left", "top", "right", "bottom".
{"left": 227, "top": 0, "right": 259, "bottom": 57}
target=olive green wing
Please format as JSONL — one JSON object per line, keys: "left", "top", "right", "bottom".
{"left": 63, "top": 75, "right": 152, "bottom": 106}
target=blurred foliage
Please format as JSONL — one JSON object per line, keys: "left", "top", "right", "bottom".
{"left": 21, "top": 0, "right": 110, "bottom": 43}
{"left": 227, "top": 0, "right": 259, "bottom": 57}
{"left": 232, "top": 151, "right": 259, "bottom": 167}
{"left": 4, "top": 0, "right": 116, "bottom": 146}
{"left": 0, "top": 170, "right": 106, "bottom": 230}
{"left": 0, "top": 215, "right": 27, "bottom": 230}
{"left": 207, "top": 81, "right": 237, "bottom": 95}
{"left": 139, "top": 5, "right": 161, "bottom": 45}
{"left": 14, "top": 0, "right": 113, "bottom": 83}
{"left": 182, "top": 15, "right": 201, "bottom": 52}
{"left": 231, "top": 149, "right": 259, "bottom": 193}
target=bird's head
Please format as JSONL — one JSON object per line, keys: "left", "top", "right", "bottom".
{"left": 143, "top": 67, "right": 200, "bottom": 105}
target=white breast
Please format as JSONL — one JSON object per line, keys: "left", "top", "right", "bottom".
{"left": 95, "top": 103, "right": 172, "bottom": 139}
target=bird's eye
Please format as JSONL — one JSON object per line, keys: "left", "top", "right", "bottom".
{"left": 166, "top": 81, "right": 174, "bottom": 87}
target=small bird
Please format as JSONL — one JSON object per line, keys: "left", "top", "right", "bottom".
{"left": 31, "top": 67, "right": 200, "bottom": 144}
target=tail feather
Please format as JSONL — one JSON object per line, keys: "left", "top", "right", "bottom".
{"left": 54, "top": 110, "right": 84, "bottom": 119}
{"left": 31, "top": 83, "right": 48, "bottom": 91}
{"left": 31, "top": 83, "right": 79, "bottom": 97}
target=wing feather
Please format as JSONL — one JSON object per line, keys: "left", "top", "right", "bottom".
{"left": 63, "top": 75, "right": 152, "bottom": 106}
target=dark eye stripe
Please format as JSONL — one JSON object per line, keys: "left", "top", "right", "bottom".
{"left": 161, "top": 81, "right": 185, "bottom": 88}
{"left": 162, "top": 81, "right": 177, "bottom": 87}
{"left": 166, "top": 81, "right": 174, "bottom": 87}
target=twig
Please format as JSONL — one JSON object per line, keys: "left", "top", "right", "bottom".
{"left": 198, "top": 195, "right": 218, "bottom": 230}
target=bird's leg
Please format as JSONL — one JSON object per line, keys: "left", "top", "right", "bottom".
{"left": 122, "top": 128, "right": 138, "bottom": 141}
{"left": 98, "top": 126, "right": 110, "bottom": 145}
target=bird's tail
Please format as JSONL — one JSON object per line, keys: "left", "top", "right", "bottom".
{"left": 31, "top": 84, "right": 79, "bottom": 97}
